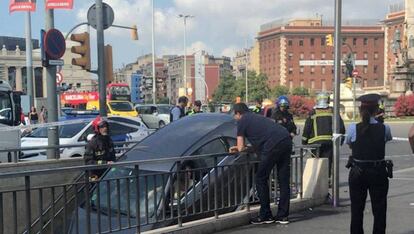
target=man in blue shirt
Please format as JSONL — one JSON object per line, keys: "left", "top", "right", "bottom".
{"left": 170, "top": 96, "right": 188, "bottom": 122}
{"left": 230, "top": 103, "right": 292, "bottom": 225}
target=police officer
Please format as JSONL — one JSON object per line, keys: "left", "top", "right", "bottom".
{"left": 230, "top": 103, "right": 292, "bottom": 225}
{"left": 345, "top": 93, "right": 393, "bottom": 234}
{"left": 302, "top": 92, "right": 345, "bottom": 178}
{"left": 271, "top": 95, "right": 297, "bottom": 139}
{"left": 85, "top": 117, "right": 116, "bottom": 177}
{"left": 170, "top": 96, "right": 188, "bottom": 122}
{"left": 252, "top": 98, "right": 263, "bottom": 114}
{"left": 187, "top": 100, "right": 203, "bottom": 115}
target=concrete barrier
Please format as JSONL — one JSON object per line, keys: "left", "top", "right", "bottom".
{"left": 302, "top": 158, "right": 329, "bottom": 200}
{"left": 0, "top": 158, "right": 84, "bottom": 234}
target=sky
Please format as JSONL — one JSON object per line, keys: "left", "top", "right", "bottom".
{"left": 0, "top": 0, "right": 404, "bottom": 69}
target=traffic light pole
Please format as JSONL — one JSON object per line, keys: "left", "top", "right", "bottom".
{"left": 45, "top": 7, "right": 60, "bottom": 159}
{"left": 96, "top": 0, "right": 107, "bottom": 117}
{"left": 333, "top": 0, "right": 342, "bottom": 207}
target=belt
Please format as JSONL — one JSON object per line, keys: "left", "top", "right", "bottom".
{"left": 353, "top": 159, "right": 386, "bottom": 168}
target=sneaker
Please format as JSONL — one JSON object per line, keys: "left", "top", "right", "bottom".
{"left": 250, "top": 216, "right": 275, "bottom": 225}
{"left": 275, "top": 217, "right": 289, "bottom": 224}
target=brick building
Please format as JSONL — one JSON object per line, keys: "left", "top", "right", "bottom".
{"left": 257, "top": 19, "right": 385, "bottom": 92}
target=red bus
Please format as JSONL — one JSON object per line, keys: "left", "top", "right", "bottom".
{"left": 106, "top": 83, "right": 131, "bottom": 101}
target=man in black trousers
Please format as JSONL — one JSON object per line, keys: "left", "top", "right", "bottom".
{"left": 230, "top": 103, "right": 292, "bottom": 224}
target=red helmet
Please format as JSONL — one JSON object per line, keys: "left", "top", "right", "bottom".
{"left": 92, "top": 116, "right": 109, "bottom": 133}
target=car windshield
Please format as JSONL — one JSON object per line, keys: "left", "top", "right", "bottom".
{"left": 26, "top": 122, "right": 89, "bottom": 138}
{"left": 157, "top": 106, "right": 171, "bottom": 114}
{"left": 90, "top": 167, "right": 166, "bottom": 220}
{"left": 0, "top": 92, "right": 12, "bottom": 125}
{"left": 109, "top": 102, "right": 133, "bottom": 111}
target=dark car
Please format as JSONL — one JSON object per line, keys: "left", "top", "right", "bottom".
{"left": 67, "top": 113, "right": 258, "bottom": 233}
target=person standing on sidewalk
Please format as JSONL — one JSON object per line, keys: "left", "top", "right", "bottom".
{"left": 230, "top": 103, "right": 292, "bottom": 225}
{"left": 345, "top": 93, "right": 393, "bottom": 234}
{"left": 170, "top": 96, "right": 188, "bottom": 122}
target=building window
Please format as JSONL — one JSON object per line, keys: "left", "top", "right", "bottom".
{"left": 354, "top": 53, "right": 357, "bottom": 60}
{"left": 374, "top": 79, "right": 378, "bottom": 86}
{"left": 321, "top": 37, "right": 326, "bottom": 46}
{"left": 288, "top": 53, "right": 293, "bottom": 60}
{"left": 289, "top": 67, "right": 293, "bottom": 74}
{"left": 363, "top": 66, "right": 368, "bottom": 74}
{"left": 331, "top": 68, "right": 335, "bottom": 74}
{"left": 322, "top": 80, "right": 326, "bottom": 91}
{"left": 322, "top": 66, "right": 326, "bottom": 74}
{"left": 299, "top": 40, "right": 304, "bottom": 46}
{"left": 374, "top": 38, "right": 378, "bottom": 46}
{"left": 311, "top": 66, "right": 315, "bottom": 74}
{"left": 409, "top": 35, "right": 414, "bottom": 48}
{"left": 342, "top": 37, "right": 347, "bottom": 45}
{"left": 310, "top": 38, "right": 315, "bottom": 46}
{"left": 311, "top": 53, "right": 315, "bottom": 59}
{"left": 374, "top": 52, "right": 379, "bottom": 60}
{"left": 363, "top": 52, "right": 368, "bottom": 59}
{"left": 311, "top": 80, "right": 315, "bottom": 89}
{"left": 353, "top": 38, "right": 357, "bottom": 46}
{"left": 374, "top": 65, "right": 378, "bottom": 74}
{"left": 300, "top": 80, "right": 304, "bottom": 87}
{"left": 300, "top": 53, "right": 304, "bottom": 60}
{"left": 363, "top": 38, "right": 368, "bottom": 45}
{"left": 76, "top": 83, "right": 81, "bottom": 88}
{"left": 288, "top": 40, "right": 293, "bottom": 46}
{"left": 321, "top": 52, "right": 326, "bottom": 59}
{"left": 300, "top": 66, "right": 304, "bottom": 74}
{"left": 363, "top": 79, "right": 368, "bottom": 87}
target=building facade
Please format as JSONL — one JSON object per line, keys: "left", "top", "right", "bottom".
{"left": 257, "top": 19, "right": 385, "bottom": 92}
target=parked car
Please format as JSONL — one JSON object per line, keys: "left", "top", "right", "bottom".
{"left": 20, "top": 116, "right": 151, "bottom": 160}
{"left": 68, "top": 113, "right": 258, "bottom": 232}
{"left": 135, "top": 104, "right": 172, "bottom": 129}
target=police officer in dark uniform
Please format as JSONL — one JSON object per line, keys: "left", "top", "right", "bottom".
{"left": 85, "top": 117, "right": 116, "bottom": 178}
{"left": 345, "top": 93, "right": 393, "bottom": 234}
{"left": 271, "top": 95, "right": 297, "bottom": 139}
{"left": 302, "top": 92, "right": 345, "bottom": 178}
{"left": 230, "top": 103, "right": 292, "bottom": 225}
{"left": 170, "top": 96, "right": 188, "bottom": 122}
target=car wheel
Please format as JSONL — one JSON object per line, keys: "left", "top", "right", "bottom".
{"left": 71, "top": 154, "right": 82, "bottom": 158}
{"left": 159, "top": 121, "right": 165, "bottom": 128}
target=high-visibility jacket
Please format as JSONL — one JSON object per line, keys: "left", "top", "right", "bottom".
{"left": 302, "top": 109, "right": 345, "bottom": 145}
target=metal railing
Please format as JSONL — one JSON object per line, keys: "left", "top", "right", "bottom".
{"left": 0, "top": 145, "right": 319, "bottom": 234}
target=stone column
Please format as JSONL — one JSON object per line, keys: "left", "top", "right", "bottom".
{"left": 4, "top": 66, "right": 9, "bottom": 81}
{"left": 15, "top": 67, "right": 23, "bottom": 91}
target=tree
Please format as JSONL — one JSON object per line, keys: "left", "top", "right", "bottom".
{"left": 291, "top": 87, "right": 309, "bottom": 96}
{"left": 394, "top": 94, "right": 414, "bottom": 117}
{"left": 157, "top": 97, "right": 170, "bottom": 104}
{"left": 273, "top": 85, "right": 290, "bottom": 98}
{"left": 212, "top": 74, "right": 238, "bottom": 103}
{"left": 289, "top": 95, "right": 315, "bottom": 117}
{"left": 233, "top": 71, "right": 271, "bottom": 103}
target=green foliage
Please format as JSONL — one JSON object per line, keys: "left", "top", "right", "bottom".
{"left": 272, "top": 85, "right": 290, "bottom": 98}
{"left": 291, "top": 87, "right": 309, "bottom": 96}
{"left": 213, "top": 71, "right": 271, "bottom": 103}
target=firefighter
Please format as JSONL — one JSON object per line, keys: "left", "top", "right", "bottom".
{"left": 302, "top": 92, "right": 345, "bottom": 178}
{"left": 271, "top": 95, "right": 297, "bottom": 139}
{"left": 345, "top": 93, "right": 393, "bottom": 234}
{"left": 85, "top": 117, "right": 116, "bottom": 178}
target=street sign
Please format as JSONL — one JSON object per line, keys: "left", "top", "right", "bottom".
{"left": 87, "top": 3, "right": 114, "bottom": 30}
{"left": 352, "top": 69, "right": 359, "bottom": 77}
{"left": 49, "top": 59, "right": 64, "bottom": 66}
{"left": 56, "top": 72, "right": 63, "bottom": 84}
{"left": 44, "top": 29, "right": 66, "bottom": 60}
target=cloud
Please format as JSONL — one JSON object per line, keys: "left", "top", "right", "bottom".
{"left": 221, "top": 46, "right": 239, "bottom": 58}
{"left": 72, "top": 0, "right": 393, "bottom": 69}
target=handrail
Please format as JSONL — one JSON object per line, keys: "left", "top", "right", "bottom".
{"left": 0, "top": 144, "right": 321, "bottom": 179}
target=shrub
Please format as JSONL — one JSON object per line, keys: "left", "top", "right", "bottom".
{"left": 394, "top": 94, "right": 414, "bottom": 117}
{"left": 289, "top": 95, "right": 315, "bottom": 117}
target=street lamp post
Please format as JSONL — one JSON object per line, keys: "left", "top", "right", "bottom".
{"left": 151, "top": 0, "right": 156, "bottom": 105}
{"left": 178, "top": 14, "right": 194, "bottom": 97}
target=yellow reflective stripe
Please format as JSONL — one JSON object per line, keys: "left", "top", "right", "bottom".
{"left": 311, "top": 112, "right": 333, "bottom": 119}
{"left": 308, "top": 135, "right": 333, "bottom": 144}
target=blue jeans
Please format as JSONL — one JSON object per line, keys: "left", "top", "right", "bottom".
{"left": 256, "top": 138, "right": 292, "bottom": 218}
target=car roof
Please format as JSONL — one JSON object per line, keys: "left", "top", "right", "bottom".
{"left": 122, "top": 113, "right": 235, "bottom": 171}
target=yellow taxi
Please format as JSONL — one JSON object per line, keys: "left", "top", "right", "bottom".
{"left": 86, "top": 100, "right": 138, "bottom": 117}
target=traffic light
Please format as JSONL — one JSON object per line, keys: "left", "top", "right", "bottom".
{"left": 326, "top": 34, "right": 334, "bottom": 47}
{"left": 70, "top": 32, "right": 91, "bottom": 71}
{"left": 131, "top": 25, "right": 139, "bottom": 40}
{"left": 345, "top": 77, "right": 353, "bottom": 89}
